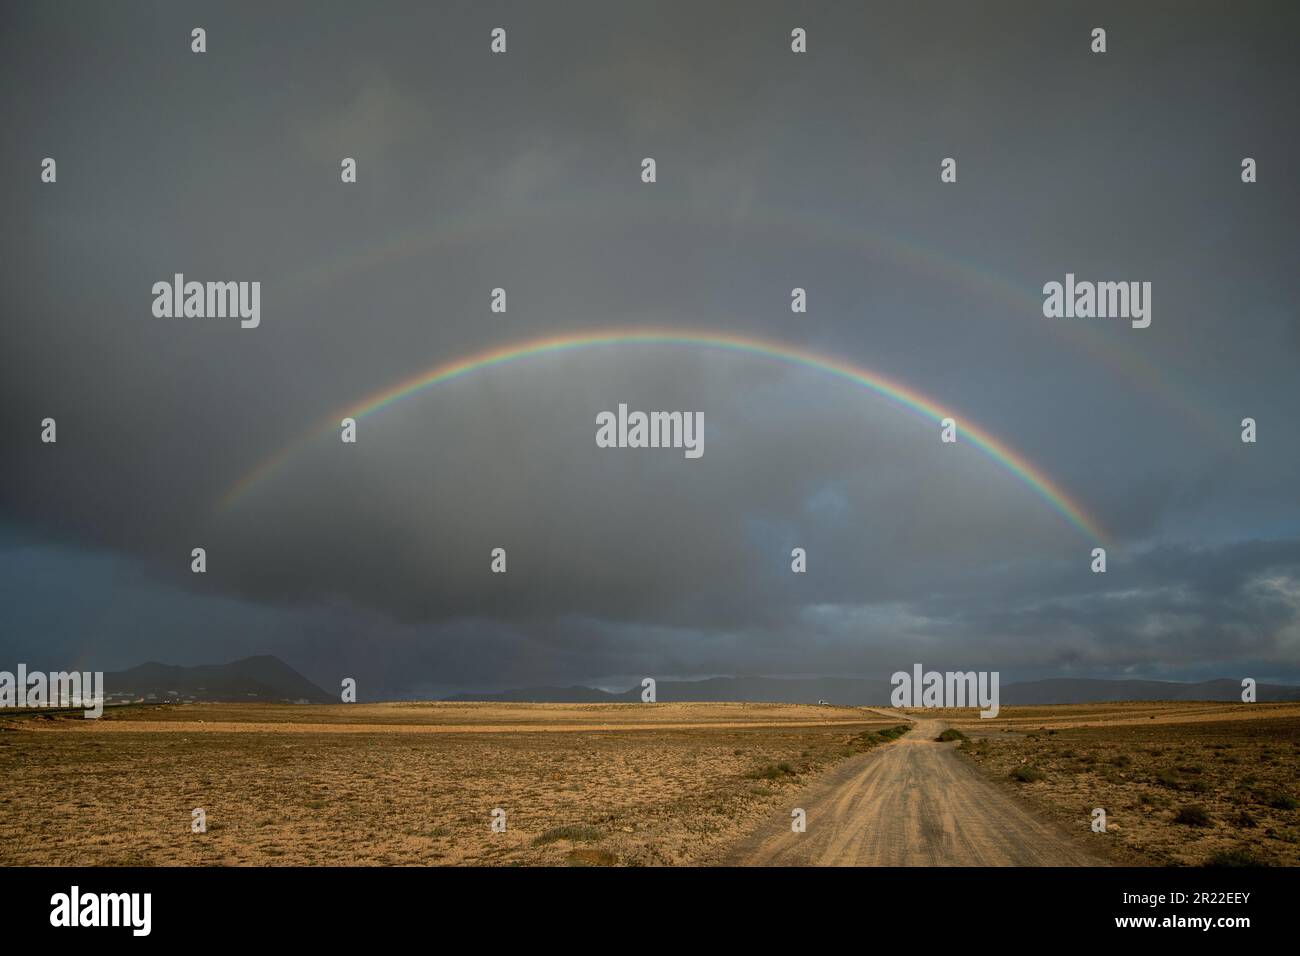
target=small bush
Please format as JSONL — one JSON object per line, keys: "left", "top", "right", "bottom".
{"left": 935, "top": 729, "right": 966, "bottom": 742}
{"left": 1260, "top": 791, "right": 1299, "bottom": 811}
{"left": 1173, "top": 804, "right": 1213, "bottom": 827}
{"left": 534, "top": 824, "right": 605, "bottom": 845}
{"left": 1011, "top": 765, "right": 1045, "bottom": 783}
{"left": 1154, "top": 769, "right": 1181, "bottom": 789}
{"left": 747, "top": 762, "right": 796, "bottom": 780}
{"left": 1204, "top": 848, "right": 1266, "bottom": 868}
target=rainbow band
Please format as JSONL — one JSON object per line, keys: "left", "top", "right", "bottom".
{"left": 219, "top": 329, "right": 1105, "bottom": 541}
{"left": 281, "top": 198, "right": 1218, "bottom": 439}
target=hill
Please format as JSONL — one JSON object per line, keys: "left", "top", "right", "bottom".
{"left": 104, "top": 655, "right": 332, "bottom": 704}
{"left": 445, "top": 675, "right": 1300, "bottom": 705}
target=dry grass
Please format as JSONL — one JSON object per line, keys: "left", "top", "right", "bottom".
{"left": 0, "top": 701, "right": 894, "bottom": 866}
{"left": 928, "top": 702, "right": 1300, "bottom": 866}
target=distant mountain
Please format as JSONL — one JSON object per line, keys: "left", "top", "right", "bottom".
{"left": 445, "top": 677, "right": 893, "bottom": 705}
{"left": 1000, "top": 677, "right": 1300, "bottom": 704}
{"left": 105, "top": 655, "right": 333, "bottom": 704}
{"left": 445, "top": 677, "right": 902, "bottom": 705}
{"left": 445, "top": 675, "right": 1300, "bottom": 705}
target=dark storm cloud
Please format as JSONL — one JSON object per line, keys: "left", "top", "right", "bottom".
{"left": 1, "top": 1, "right": 1297, "bottom": 693}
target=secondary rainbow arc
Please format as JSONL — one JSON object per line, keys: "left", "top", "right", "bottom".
{"left": 218, "top": 329, "right": 1107, "bottom": 542}
{"left": 279, "top": 197, "right": 1218, "bottom": 439}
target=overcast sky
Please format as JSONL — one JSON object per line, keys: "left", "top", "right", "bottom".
{"left": 2, "top": 1, "right": 1298, "bottom": 697}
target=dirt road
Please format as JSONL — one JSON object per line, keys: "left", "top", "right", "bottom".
{"left": 722, "top": 717, "right": 1107, "bottom": 866}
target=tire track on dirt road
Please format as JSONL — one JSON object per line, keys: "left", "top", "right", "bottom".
{"left": 721, "top": 717, "right": 1107, "bottom": 866}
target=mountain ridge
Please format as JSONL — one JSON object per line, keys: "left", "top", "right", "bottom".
{"left": 97, "top": 657, "right": 1300, "bottom": 706}
{"left": 442, "top": 675, "right": 1300, "bottom": 705}
{"left": 104, "top": 654, "right": 333, "bottom": 704}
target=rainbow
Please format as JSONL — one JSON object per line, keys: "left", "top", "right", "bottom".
{"left": 277, "top": 196, "right": 1218, "bottom": 437}
{"left": 219, "top": 329, "right": 1107, "bottom": 541}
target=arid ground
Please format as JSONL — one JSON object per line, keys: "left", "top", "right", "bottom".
{"left": 931, "top": 701, "right": 1300, "bottom": 867}
{"left": 721, "top": 715, "right": 1112, "bottom": 866}
{"left": 0, "top": 702, "right": 903, "bottom": 866}
{"left": 1, "top": 700, "right": 1295, "bottom": 866}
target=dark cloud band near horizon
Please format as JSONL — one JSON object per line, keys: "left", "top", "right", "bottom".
{"left": 2, "top": 1, "right": 1298, "bottom": 697}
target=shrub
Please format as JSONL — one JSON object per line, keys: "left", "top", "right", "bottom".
{"left": 534, "top": 824, "right": 605, "bottom": 845}
{"left": 1011, "top": 765, "right": 1045, "bottom": 783}
{"left": 1261, "top": 791, "right": 1299, "bottom": 811}
{"left": 1173, "top": 804, "right": 1213, "bottom": 827}
{"left": 1155, "top": 769, "right": 1180, "bottom": 788}
{"left": 935, "top": 729, "right": 966, "bottom": 742}
{"left": 747, "top": 762, "right": 796, "bottom": 780}
{"left": 1204, "top": 848, "right": 1266, "bottom": 867}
